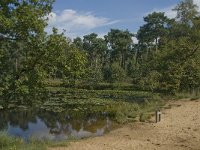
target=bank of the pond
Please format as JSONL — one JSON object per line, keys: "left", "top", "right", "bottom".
{"left": 2, "top": 98, "right": 198, "bottom": 150}
{"left": 50, "top": 99, "right": 200, "bottom": 150}
{"left": 0, "top": 89, "right": 164, "bottom": 150}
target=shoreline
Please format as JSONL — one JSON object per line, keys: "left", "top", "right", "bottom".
{"left": 50, "top": 99, "right": 200, "bottom": 150}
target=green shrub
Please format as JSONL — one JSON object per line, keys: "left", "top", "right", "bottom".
{"left": 104, "top": 63, "right": 126, "bottom": 83}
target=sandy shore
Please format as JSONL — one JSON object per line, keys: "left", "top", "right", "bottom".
{"left": 50, "top": 99, "right": 200, "bottom": 150}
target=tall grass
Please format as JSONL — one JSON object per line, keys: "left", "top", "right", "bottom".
{"left": 0, "top": 132, "right": 45, "bottom": 150}
{"left": 0, "top": 132, "right": 70, "bottom": 150}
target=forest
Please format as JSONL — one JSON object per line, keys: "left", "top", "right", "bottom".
{"left": 0, "top": 0, "right": 200, "bottom": 149}
{"left": 1, "top": 0, "right": 200, "bottom": 103}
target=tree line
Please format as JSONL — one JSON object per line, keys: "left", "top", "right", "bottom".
{"left": 1, "top": 0, "right": 200, "bottom": 105}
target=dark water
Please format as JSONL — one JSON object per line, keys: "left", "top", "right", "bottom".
{"left": 0, "top": 109, "right": 113, "bottom": 141}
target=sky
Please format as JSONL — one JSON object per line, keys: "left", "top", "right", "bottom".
{"left": 46, "top": 0, "right": 200, "bottom": 39}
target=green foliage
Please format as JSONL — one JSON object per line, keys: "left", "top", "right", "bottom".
{"left": 83, "top": 33, "right": 108, "bottom": 69}
{"left": 134, "top": 1, "right": 200, "bottom": 95}
{"left": 0, "top": 132, "right": 47, "bottom": 150}
{"left": 81, "top": 34, "right": 108, "bottom": 89}
{"left": 104, "top": 63, "right": 126, "bottom": 83}
{"left": 180, "top": 63, "right": 200, "bottom": 91}
{"left": 84, "top": 67, "right": 104, "bottom": 89}
{"left": 139, "top": 113, "right": 152, "bottom": 122}
{"left": 62, "top": 45, "right": 87, "bottom": 87}
{"left": 1, "top": 0, "right": 200, "bottom": 117}
{"left": 173, "top": 0, "right": 199, "bottom": 24}
{"left": 0, "top": 0, "right": 54, "bottom": 102}
{"left": 0, "top": 132, "right": 71, "bottom": 150}
{"left": 113, "top": 102, "right": 139, "bottom": 123}
{"left": 137, "top": 71, "right": 161, "bottom": 92}
{"left": 43, "top": 88, "right": 161, "bottom": 123}
{"left": 105, "top": 29, "right": 133, "bottom": 70}
{"left": 0, "top": 2, "right": 87, "bottom": 102}
{"left": 46, "top": 88, "right": 160, "bottom": 105}
{"left": 137, "top": 12, "right": 171, "bottom": 46}
{"left": 43, "top": 87, "right": 162, "bottom": 123}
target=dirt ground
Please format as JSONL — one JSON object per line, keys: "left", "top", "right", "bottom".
{"left": 50, "top": 99, "right": 200, "bottom": 150}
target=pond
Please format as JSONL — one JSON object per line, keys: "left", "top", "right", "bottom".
{"left": 0, "top": 108, "right": 114, "bottom": 141}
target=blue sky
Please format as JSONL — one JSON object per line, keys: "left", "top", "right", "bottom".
{"left": 46, "top": 0, "right": 200, "bottom": 39}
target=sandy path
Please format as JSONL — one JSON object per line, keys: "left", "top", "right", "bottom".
{"left": 50, "top": 99, "right": 200, "bottom": 150}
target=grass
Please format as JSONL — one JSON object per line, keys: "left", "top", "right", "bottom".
{"left": 166, "top": 92, "right": 200, "bottom": 101}
{"left": 139, "top": 113, "right": 153, "bottom": 122}
{"left": 77, "top": 82, "right": 134, "bottom": 90}
{"left": 0, "top": 132, "right": 70, "bottom": 150}
{"left": 137, "top": 99, "right": 165, "bottom": 122}
{"left": 0, "top": 132, "right": 44, "bottom": 150}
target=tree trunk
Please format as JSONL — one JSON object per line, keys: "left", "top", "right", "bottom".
{"left": 15, "top": 58, "right": 18, "bottom": 72}
{"left": 155, "top": 38, "right": 158, "bottom": 53}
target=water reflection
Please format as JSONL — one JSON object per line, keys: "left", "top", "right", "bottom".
{"left": 0, "top": 109, "right": 112, "bottom": 141}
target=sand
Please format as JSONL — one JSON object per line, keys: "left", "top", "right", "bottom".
{"left": 50, "top": 99, "right": 200, "bottom": 150}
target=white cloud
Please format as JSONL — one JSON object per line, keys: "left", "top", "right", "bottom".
{"left": 97, "top": 32, "right": 107, "bottom": 39}
{"left": 194, "top": 0, "right": 200, "bottom": 8}
{"left": 147, "top": 6, "right": 176, "bottom": 19}
{"left": 46, "top": 9, "right": 119, "bottom": 38}
{"left": 159, "top": 6, "right": 176, "bottom": 19}
{"left": 132, "top": 37, "right": 138, "bottom": 44}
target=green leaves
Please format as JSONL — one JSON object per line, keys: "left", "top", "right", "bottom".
{"left": 105, "top": 63, "right": 126, "bottom": 83}
{"left": 133, "top": 1, "right": 200, "bottom": 94}
{"left": 63, "top": 45, "right": 87, "bottom": 80}
{"left": 136, "top": 12, "right": 172, "bottom": 62}
{"left": 0, "top": 0, "right": 54, "bottom": 102}
{"left": 173, "top": 0, "right": 199, "bottom": 24}
{"left": 105, "top": 29, "right": 133, "bottom": 70}
{"left": 137, "top": 12, "right": 171, "bottom": 44}
{"left": 1, "top": 0, "right": 200, "bottom": 104}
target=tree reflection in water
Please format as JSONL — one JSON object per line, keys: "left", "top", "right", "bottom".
{"left": 0, "top": 109, "right": 112, "bottom": 141}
